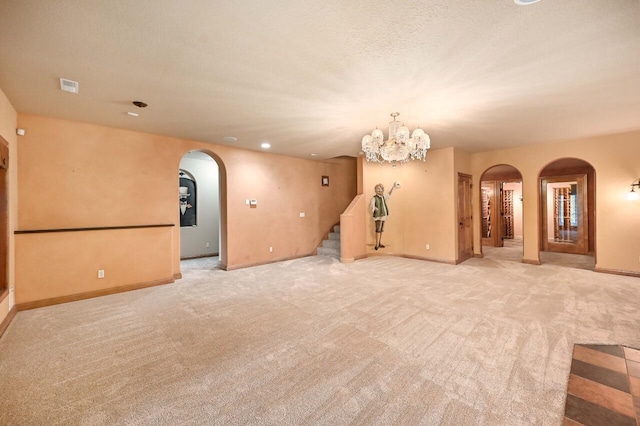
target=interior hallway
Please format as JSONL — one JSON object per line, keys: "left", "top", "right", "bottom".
{"left": 1, "top": 253, "right": 638, "bottom": 425}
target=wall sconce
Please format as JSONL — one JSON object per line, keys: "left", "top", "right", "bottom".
{"left": 628, "top": 178, "right": 640, "bottom": 200}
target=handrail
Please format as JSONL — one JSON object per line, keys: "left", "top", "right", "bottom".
{"left": 15, "top": 224, "right": 174, "bottom": 234}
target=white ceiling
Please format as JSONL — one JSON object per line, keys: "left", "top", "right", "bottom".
{"left": 1, "top": 0, "right": 639, "bottom": 159}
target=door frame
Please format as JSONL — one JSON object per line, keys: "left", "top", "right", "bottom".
{"left": 457, "top": 173, "right": 473, "bottom": 263}
{"left": 480, "top": 179, "right": 522, "bottom": 248}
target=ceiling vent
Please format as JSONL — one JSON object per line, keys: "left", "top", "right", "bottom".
{"left": 59, "top": 78, "right": 79, "bottom": 94}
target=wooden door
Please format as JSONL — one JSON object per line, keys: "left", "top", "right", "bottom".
{"left": 481, "top": 182, "right": 493, "bottom": 246}
{"left": 0, "top": 139, "right": 7, "bottom": 294}
{"left": 457, "top": 173, "right": 473, "bottom": 262}
{"left": 540, "top": 174, "right": 588, "bottom": 254}
{"left": 481, "top": 181, "right": 503, "bottom": 247}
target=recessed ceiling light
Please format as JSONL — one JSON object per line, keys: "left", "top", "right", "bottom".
{"left": 126, "top": 112, "right": 139, "bottom": 117}
{"left": 514, "top": 0, "right": 540, "bottom": 4}
{"left": 261, "top": 142, "right": 271, "bottom": 149}
{"left": 223, "top": 136, "right": 237, "bottom": 142}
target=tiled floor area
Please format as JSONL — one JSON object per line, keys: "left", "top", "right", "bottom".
{"left": 564, "top": 344, "right": 640, "bottom": 425}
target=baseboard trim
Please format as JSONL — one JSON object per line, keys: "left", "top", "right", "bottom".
{"left": 173, "top": 273, "right": 182, "bottom": 280}
{"left": 594, "top": 267, "right": 640, "bottom": 278}
{"left": 401, "top": 254, "right": 457, "bottom": 265}
{"left": 17, "top": 278, "right": 175, "bottom": 311}
{"left": 0, "top": 304, "right": 17, "bottom": 338}
{"left": 180, "top": 253, "right": 219, "bottom": 260}
{"left": 225, "top": 253, "right": 314, "bottom": 271}
{"left": 522, "top": 258, "right": 541, "bottom": 265}
{"left": 473, "top": 253, "right": 484, "bottom": 258}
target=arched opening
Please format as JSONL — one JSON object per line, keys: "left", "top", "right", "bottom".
{"left": 479, "top": 164, "right": 523, "bottom": 261}
{"left": 538, "top": 158, "right": 595, "bottom": 270}
{"left": 178, "top": 150, "right": 227, "bottom": 270}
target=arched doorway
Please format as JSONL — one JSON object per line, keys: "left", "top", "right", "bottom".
{"left": 480, "top": 164, "right": 523, "bottom": 261}
{"left": 538, "top": 158, "right": 595, "bottom": 270}
{"left": 178, "top": 150, "right": 226, "bottom": 268}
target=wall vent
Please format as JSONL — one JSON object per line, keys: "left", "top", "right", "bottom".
{"left": 59, "top": 78, "right": 79, "bottom": 94}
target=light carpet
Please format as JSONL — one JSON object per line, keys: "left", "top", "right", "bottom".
{"left": 0, "top": 251, "right": 638, "bottom": 425}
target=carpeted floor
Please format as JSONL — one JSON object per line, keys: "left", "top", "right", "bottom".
{"left": 0, "top": 250, "right": 638, "bottom": 425}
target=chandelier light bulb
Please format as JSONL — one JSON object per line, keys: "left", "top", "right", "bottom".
{"left": 361, "top": 112, "right": 430, "bottom": 163}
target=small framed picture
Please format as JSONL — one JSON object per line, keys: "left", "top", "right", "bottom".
{"left": 321, "top": 176, "right": 329, "bottom": 187}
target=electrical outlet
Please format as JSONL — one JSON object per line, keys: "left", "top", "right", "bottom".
{"left": 299, "top": 212, "right": 305, "bottom": 218}
{"left": 269, "top": 246, "right": 273, "bottom": 253}
{"left": 426, "top": 244, "right": 430, "bottom": 250}
{"left": 97, "top": 269, "right": 105, "bottom": 279}
{"left": 206, "top": 242, "right": 210, "bottom": 248}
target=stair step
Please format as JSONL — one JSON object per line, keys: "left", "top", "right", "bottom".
{"left": 328, "top": 232, "right": 340, "bottom": 241}
{"left": 333, "top": 225, "right": 340, "bottom": 233}
{"left": 317, "top": 246, "right": 340, "bottom": 259}
{"left": 322, "top": 239, "right": 340, "bottom": 249}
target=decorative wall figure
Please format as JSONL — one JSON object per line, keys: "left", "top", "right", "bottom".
{"left": 179, "top": 172, "right": 197, "bottom": 227}
{"left": 370, "top": 181, "right": 400, "bottom": 250}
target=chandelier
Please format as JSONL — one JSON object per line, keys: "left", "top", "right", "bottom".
{"left": 361, "top": 112, "right": 430, "bottom": 163}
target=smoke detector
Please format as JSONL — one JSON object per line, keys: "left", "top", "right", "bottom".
{"left": 59, "top": 78, "right": 79, "bottom": 94}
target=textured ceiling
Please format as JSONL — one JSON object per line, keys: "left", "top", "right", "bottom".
{"left": 0, "top": 0, "right": 639, "bottom": 159}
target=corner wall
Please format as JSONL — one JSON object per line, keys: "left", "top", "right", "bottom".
{"left": 362, "top": 148, "right": 459, "bottom": 263}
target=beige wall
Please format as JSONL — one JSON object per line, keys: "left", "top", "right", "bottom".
{"left": 16, "top": 114, "right": 357, "bottom": 305}
{"left": 362, "top": 148, "right": 460, "bottom": 263}
{"left": 0, "top": 88, "right": 17, "bottom": 329}
{"left": 15, "top": 227, "right": 173, "bottom": 305}
{"left": 471, "top": 130, "right": 640, "bottom": 274}
{"left": 217, "top": 150, "right": 356, "bottom": 269}
{"left": 5, "top": 108, "right": 640, "bottom": 311}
